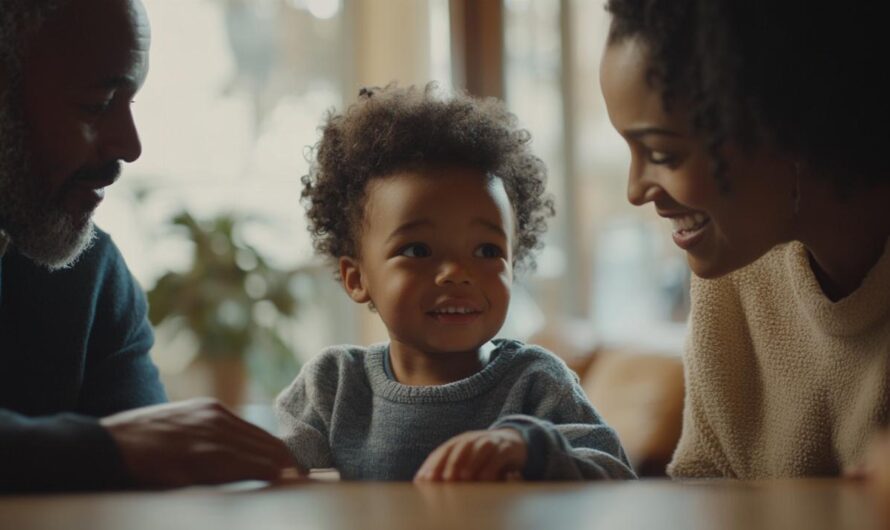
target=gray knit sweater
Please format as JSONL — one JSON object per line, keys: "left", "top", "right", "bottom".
{"left": 275, "top": 339, "right": 635, "bottom": 481}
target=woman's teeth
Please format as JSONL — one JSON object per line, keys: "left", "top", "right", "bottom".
{"left": 671, "top": 213, "right": 710, "bottom": 233}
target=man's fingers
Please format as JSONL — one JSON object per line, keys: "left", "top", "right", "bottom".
{"left": 181, "top": 449, "right": 283, "bottom": 485}
{"left": 102, "top": 398, "right": 298, "bottom": 488}
{"left": 213, "top": 415, "right": 295, "bottom": 466}
{"left": 151, "top": 401, "right": 295, "bottom": 469}
{"left": 167, "top": 399, "right": 296, "bottom": 468}
{"left": 197, "top": 427, "right": 295, "bottom": 469}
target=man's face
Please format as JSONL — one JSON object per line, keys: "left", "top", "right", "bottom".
{"left": 0, "top": 0, "right": 150, "bottom": 269}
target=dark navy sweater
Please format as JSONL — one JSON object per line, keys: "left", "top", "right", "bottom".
{"left": 0, "top": 229, "right": 167, "bottom": 491}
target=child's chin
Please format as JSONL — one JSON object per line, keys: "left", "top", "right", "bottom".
{"left": 426, "top": 337, "right": 492, "bottom": 355}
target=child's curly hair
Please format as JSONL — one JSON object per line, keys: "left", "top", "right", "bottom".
{"left": 302, "top": 84, "right": 555, "bottom": 272}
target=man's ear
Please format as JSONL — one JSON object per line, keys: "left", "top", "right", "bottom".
{"left": 339, "top": 256, "right": 370, "bottom": 304}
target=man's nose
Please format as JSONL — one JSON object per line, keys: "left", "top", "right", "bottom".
{"left": 100, "top": 106, "right": 142, "bottom": 163}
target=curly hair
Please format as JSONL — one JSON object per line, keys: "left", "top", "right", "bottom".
{"left": 302, "top": 84, "right": 554, "bottom": 272}
{"left": 605, "top": 0, "right": 890, "bottom": 191}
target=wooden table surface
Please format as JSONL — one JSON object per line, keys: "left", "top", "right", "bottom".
{"left": 0, "top": 479, "right": 886, "bottom": 530}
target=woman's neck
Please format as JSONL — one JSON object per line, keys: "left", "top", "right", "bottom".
{"left": 388, "top": 340, "right": 494, "bottom": 386}
{"left": 795, "top": 180, "right": 890, "bottom": 301}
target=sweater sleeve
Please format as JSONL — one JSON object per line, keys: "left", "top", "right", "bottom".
{"left": 665, "top": 393, "right": 731, "bottom": 478}
{"left": 77, "top": 235, "right": 167, "bottom": 415}
{"left": 0, "top": 410, "right": 129, "bottom": 492}
{"left": 274, "top": 356, "right": 337, "bottom": 471}
{"left": 0, "top": 231, "right": 162, "bottom": 492}
{"left": 493, "top": 374, "right": 637, "bottom": 480}
{"left": 666, "top": 274, "right": 739, "bottom": 479}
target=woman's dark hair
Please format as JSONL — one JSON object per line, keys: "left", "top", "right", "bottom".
{"left": 302, "top": 84, "right": 554, "bottom": 272}
{"left": 606, "top": 0, "right": 889, "bottom": 191}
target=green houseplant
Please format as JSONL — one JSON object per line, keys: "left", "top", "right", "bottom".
{"left": 146, "top": 211, "right": 300, "bottom": 406}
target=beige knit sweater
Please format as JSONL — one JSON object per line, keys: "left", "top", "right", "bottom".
{"left": 668, "top": 239, "right": 890, "bottom": 479}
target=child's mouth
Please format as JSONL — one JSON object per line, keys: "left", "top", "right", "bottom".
{"left": 427, "top": 306, "right": 482, "bottom": 324}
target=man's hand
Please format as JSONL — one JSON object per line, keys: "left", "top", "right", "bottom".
{"left": 100, "top": 398, "right": 300, "bottom": 488}
{"left": 414, "top": 428, "right": 528, "bottom": 482}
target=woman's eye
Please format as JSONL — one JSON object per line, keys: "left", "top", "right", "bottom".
{"left": 399, "top": 243, "right": 431, "bottom": 258}
{"left": 474, "top": 243, "right": 504, "bottom": 259}
{"left": 647, "top": 149, "right": 676, "bottom": 165}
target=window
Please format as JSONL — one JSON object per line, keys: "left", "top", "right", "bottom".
{"left": 502, "top": 0, "right": 689, "bottom": 351}
{"left": 96, "top": 0, "right": 686, "bottom": 408}
{"left": 96, "top": 0, "right": 455, "bottom": 405}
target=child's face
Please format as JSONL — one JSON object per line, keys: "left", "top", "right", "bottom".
{"left": 340, "top": 167, "right": 514, "bottom": 355}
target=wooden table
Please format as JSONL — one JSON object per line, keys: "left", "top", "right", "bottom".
{"left": 0, "top": 479, "right": 886, "bottom": 530}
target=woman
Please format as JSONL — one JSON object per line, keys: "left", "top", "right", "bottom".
{"left": 599, "top": 0, "right": 890, "bottom": 478}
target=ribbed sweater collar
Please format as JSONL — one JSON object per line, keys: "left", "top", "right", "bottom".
{"left": 364, "top": 339, "right": 521, "bottom": 404}
{"left": 787, "top": 238, "right": 890, "bottom": 336}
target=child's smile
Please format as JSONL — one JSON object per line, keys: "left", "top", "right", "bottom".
{"left": 427, "top": 298, "right": 483, "bottom": 324}
{"left": 338, "top": 166, "right": 515, "bottom": 385}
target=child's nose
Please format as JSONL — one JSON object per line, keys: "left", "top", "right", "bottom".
{"left": 435, "top": 260, "right": 472, "bottom": 285}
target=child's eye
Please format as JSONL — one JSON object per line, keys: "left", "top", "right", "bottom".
{"left": 399, "top": 243, "right": 431, "bottom": 258}
{"left": 474, "top": 243, "right": 504, "bottom": 259}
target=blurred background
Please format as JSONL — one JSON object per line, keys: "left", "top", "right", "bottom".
{"left": 98, "top": 0, "right": 690, "bottom": 473}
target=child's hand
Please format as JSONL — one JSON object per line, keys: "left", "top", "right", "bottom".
{"left": 414, "top": 428, "right": 527, "bottom": 482}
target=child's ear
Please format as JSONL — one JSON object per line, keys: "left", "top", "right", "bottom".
{"left": 339, "top": 256, "right": 370, "bottom": 304}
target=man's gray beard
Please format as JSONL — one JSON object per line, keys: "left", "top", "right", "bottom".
{"left": 0, "top": 87, "right": 96, "bottom": 271}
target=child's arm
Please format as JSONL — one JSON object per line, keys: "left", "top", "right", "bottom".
{"left": 492, "top": 396, "right": 637, "bottom": 480}
{"left": 416, "top": 374, "right": 637, "bottom": 481}
{"left": 274, "top": 365, "right": 335, "bottom": 473}
{"left": 498, "top": 352, "right": 639, "bottom": 480}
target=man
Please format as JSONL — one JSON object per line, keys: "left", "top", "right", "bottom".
{"left": 0, "top": 0, "right": 295, "bottom": 491}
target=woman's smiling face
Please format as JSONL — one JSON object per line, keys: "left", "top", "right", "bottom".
{"left": 599, "top": 37, "right": 798, "bottom": 278}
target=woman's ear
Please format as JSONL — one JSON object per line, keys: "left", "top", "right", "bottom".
{"left": 339, "top": 256, "right": 370, "bottom": 304}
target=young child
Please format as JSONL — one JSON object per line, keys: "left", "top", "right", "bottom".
{"left": 276, "top": 85, "right": 635, "bottom": 481}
